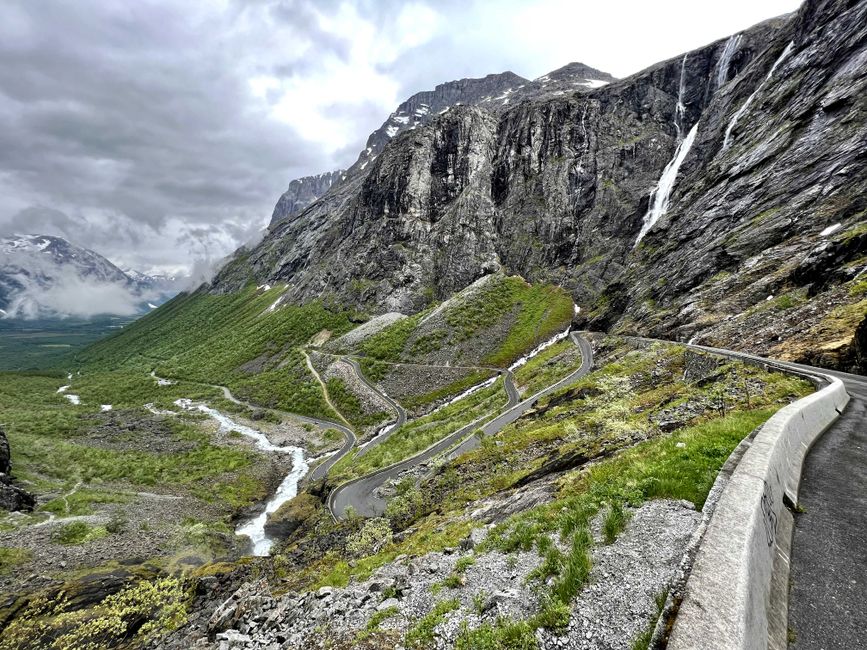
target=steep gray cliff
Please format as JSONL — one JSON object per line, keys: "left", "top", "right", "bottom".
{"left": 215, "top": 0, "right": 866, "bottom": 373}
{"left": 270, "top": 170, "right": 346, "bottom": 226}
{"left": 268, "top": 65, "right": 615, "bottom": 228}
{"left": 213, "top": 18, "right": 778, "bottom": 304}
{"left": 585, "top": 0, "right": 867, "bottom": 372}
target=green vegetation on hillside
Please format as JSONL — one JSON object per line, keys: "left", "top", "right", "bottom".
{"left": 0, "top": 371, "right": 264, "bottom": 507}
{"left": 512, "top": 338, "right": 585, "bottom": 398}
{"left": 352, "top": 275, "right": 573, "bottom": 368}
{"left": 276, "top": 338, "right": 812, "bottom": 641}
{"left": 326, "top": 376, "right": 388, "bottom": 429}
{"left": 400, "top": 369, "right": 499, "bottom": 411}
{"left": 76, "top": 285, "right": 360, "bottom": 419}
{"left": 0, "top": 575, "right": 189, "bottom": 650}
{"left": 444, "top": 275, "right": 573, "bottom": 366}
{"left": 438, "top": 342, "right": 810, "bottom": 509}
{"left": 329, "top": 377, "right": 508, "bottom": 482}
{"left": 359, "top": 313, "right": 425, "bottom": 362}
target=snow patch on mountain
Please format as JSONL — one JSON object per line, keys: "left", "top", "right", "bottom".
{"left": 0, "top": 234, "right": 182, "bottom": 319}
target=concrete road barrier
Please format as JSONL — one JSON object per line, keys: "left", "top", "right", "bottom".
{"left": 668, "top": 349, "right": 849, "bottom": 650}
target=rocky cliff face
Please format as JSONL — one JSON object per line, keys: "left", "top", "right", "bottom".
{"left": 267, "top": 66, "right": 616, "bottom": 229}
{"left": 342, "top": 65, "right": 616, "bottom": 180}
{"left": 270, "top": 170, "right": 346, "bottom": 226}
{"left": 215, "top": 0, "right": 866, "bottom": 373}
{"left": 212, "top": 18, "right": 776, "bottom": 304}
{"left": 584, "top": 0, "right": 867, "bottom": 373}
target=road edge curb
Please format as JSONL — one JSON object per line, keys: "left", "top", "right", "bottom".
{"left": 667, "top": 347, "right": 850, "bottom": 650}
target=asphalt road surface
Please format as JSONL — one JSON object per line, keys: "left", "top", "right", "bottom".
{"left": 328, "top": 332, "right": 594, "bottom": 518}
{"left": 786, "top": 366, "right": 867, "bottom": 649}
{"left": 681, "top": 341, "right": 867, "bottom": 649}
{"left": 344, "top": 357, "right": 407, "bottom": 457}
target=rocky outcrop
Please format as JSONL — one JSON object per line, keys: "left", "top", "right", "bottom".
{"left": 0, "top": 426, "right": 35, "bottom": 512}
{"left": 590, "top": 0, "right": 867, "bottom": 368}
{"left": 162, "top": 500, "right": 697, "bottom": 650}
{"left": 0, "top": 426, "right": 9, "bottom": 475}
{"left": 262, "top": 493, "right": 318, "bottom": 541}
{"left": 269, "top": 170, "right": 345, "bottom": 226}
{"left": 0, "top": 476, "right": 34, "bottom": 512}
{"left": 853, "top": 314, "right": 867, "bottom": 375}
{"left": 267, "top": 65, "right": 616, "bottom": 231}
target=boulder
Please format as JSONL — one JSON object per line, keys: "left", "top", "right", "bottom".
{"left": 208, "top": 580, "right": 267, "bottom": 638}
{"left": 0, "top": 426, "right": 36, "bottom": 512}
{"left": 263, "top": 493, "right": 319, "bottom": 541}
{"left": 0, "top": 475, "right": 35, "bottom": 512}
{"left": 377, "top": 597, "right": 400, "bottom": 611}
{"left": 0, "top": 426, "right": 10, "bottom": 474}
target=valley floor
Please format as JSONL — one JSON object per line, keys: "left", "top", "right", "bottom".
{"left": 0, "top": 282, "right": 814, "bottom": 650}
{"left": 162, "top": 335, "right": 809, "bottom": 650}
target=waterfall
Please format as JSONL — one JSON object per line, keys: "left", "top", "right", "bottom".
{"left": 716, "top": 34, "right": 742, "bottom": 88}
{"left": 634, "top": 122, "right": 700, "bottom": 247}
{"left": 723, "top": 41, "right": 794, "bottom": 150}
{"left": 674, "top": 55, "right": 688, "bottom": 139}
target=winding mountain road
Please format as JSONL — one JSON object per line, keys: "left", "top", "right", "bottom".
{"left": 343, "top": 357, "right": 407, "bottom": 456}
{"left": 211, "top": 383, "right": 355, "bottom": 484}
{"left": 450, "top": 332, "right": 593, "bottom": 458}
{"left": 327, "top": 332, "right": 593, "bottom": 519}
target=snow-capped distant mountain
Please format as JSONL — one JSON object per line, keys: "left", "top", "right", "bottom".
{"left": 0, "top": 234, "right": 182, "bottom": 319}
{"left": 122, "top": 268, "right": 180, "bottom": 293}
{"left": 2, "top": 234, "right": 130, "bottom": 284}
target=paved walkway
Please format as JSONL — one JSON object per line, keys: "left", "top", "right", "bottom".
{"left": 788, "top": 370, "right": 867, "bottom": 649}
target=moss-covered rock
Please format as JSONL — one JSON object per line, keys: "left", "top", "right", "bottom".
{"left": 263, "top": 493, "right": 320, "bottom": 541}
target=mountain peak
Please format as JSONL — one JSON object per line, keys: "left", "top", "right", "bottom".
{"left": 538, "top": 61, "right": 616, "bottom": 84}
{"left": 0, "top": 234, "right": 180, "bottom": 319}
{"left": 268, "top": 64, "right": 619, "bottom": 225}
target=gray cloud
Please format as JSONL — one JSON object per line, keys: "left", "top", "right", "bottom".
{"left": 3, "top": 272, "right": 143, "bottom": 319}
{"left": 0, "top": 248, "right": 162, "bottom": 319}
{"left": 0, "top": 0, "right": 800, "bottom": 274}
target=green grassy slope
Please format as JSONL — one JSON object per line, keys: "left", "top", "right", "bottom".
{"left": 75, "top": 285, "right": 360, "bottom": 418}
{"left": 336, "top": 274, "right": 575, "bottom": 369}
{"left": 76, "top": 275, "right": 573, "bottom": 419}
{"left": 274, "top": 337, "right": 813, "bottom": 643}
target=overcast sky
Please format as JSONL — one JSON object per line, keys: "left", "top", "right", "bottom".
{"left": 0, "top": 0, "right": 801, "bottom": 275}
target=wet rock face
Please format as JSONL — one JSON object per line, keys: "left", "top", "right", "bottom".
{"left": 602, "top": 0, "right": 867, "bottom": 362}
{"left": 215, "top": 0, "right": 866, "bottom": 369}
{"left": 212, "top": 14, "right": 776, "bottom": 306}
{"left": 265, "top": 65, "right": 617, "bottom": 233}
{"left": 262, "top": 493, "right": 319, "bottom": 542}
